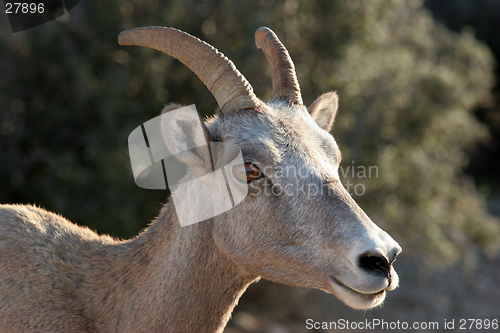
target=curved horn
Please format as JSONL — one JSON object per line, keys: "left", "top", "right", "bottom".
{"left": 255, "top": 27, "right": 303, "bottom": 105}
{"left": 118, "top": 27, "right": 260, "bottom": 113}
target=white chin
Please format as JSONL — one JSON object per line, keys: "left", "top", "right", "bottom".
{"left": 329, "top": 279, "right": 387, "bottom": 310}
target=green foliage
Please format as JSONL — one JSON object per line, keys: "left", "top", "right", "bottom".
{"left": 329, "top": 0, "right": 499, "bottom": 265}
{"left": 0, "top": 0, "right": 498, "bottom": 262}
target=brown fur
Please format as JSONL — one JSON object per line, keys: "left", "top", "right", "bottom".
{"left": 0, "top": 204, "right": 258, "bottom": 332}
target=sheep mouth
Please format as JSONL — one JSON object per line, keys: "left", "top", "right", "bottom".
{"left": 329, "top": 275, "right": 386, "bottom": 297}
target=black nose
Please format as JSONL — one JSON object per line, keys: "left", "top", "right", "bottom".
{"left": 359, "top": 254, "right": 391, "bottom": 278}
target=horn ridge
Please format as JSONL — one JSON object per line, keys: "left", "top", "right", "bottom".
{"left": 255, "top": 26, "right": 303, "bottom": 105}
{"left": 118, "top": 26, "right": 260, "bottom": 113}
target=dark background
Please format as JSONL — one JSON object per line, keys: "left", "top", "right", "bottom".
{"left": 425, "top": 0, "right": 500, "bottom": 216}
{"left": 1, "top": 0, "right": 499, "bottom": 331}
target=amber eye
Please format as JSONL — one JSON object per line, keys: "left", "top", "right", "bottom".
{"left": 232, "top": 163, "right": 262, "bottom": 182}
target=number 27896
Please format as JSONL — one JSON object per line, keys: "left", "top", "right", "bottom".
{"left": 5, "top": 3, "right": 45, "bottom": 14}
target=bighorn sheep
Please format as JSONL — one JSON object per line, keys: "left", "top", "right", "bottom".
{"left": 0, "top": 27, "right": 402, "bottom": 332}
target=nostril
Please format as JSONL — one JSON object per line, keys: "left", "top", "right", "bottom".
{"left": 359, "top": 254, "right": 390, "bottom": 278}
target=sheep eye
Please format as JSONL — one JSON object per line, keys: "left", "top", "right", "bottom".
{"left": 233, "top": 163, "right": 262, "bottom": 182}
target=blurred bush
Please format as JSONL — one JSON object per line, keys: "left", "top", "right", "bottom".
{"left": 0, "top": 0, "right": 498, "bottom": 264}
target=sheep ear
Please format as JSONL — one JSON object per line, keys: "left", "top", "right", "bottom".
{"left": 308, "top": 92, "right": 339, "bottom": 132}
{"left": 161, "top": 104, "right": 213, "bottom": 177}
